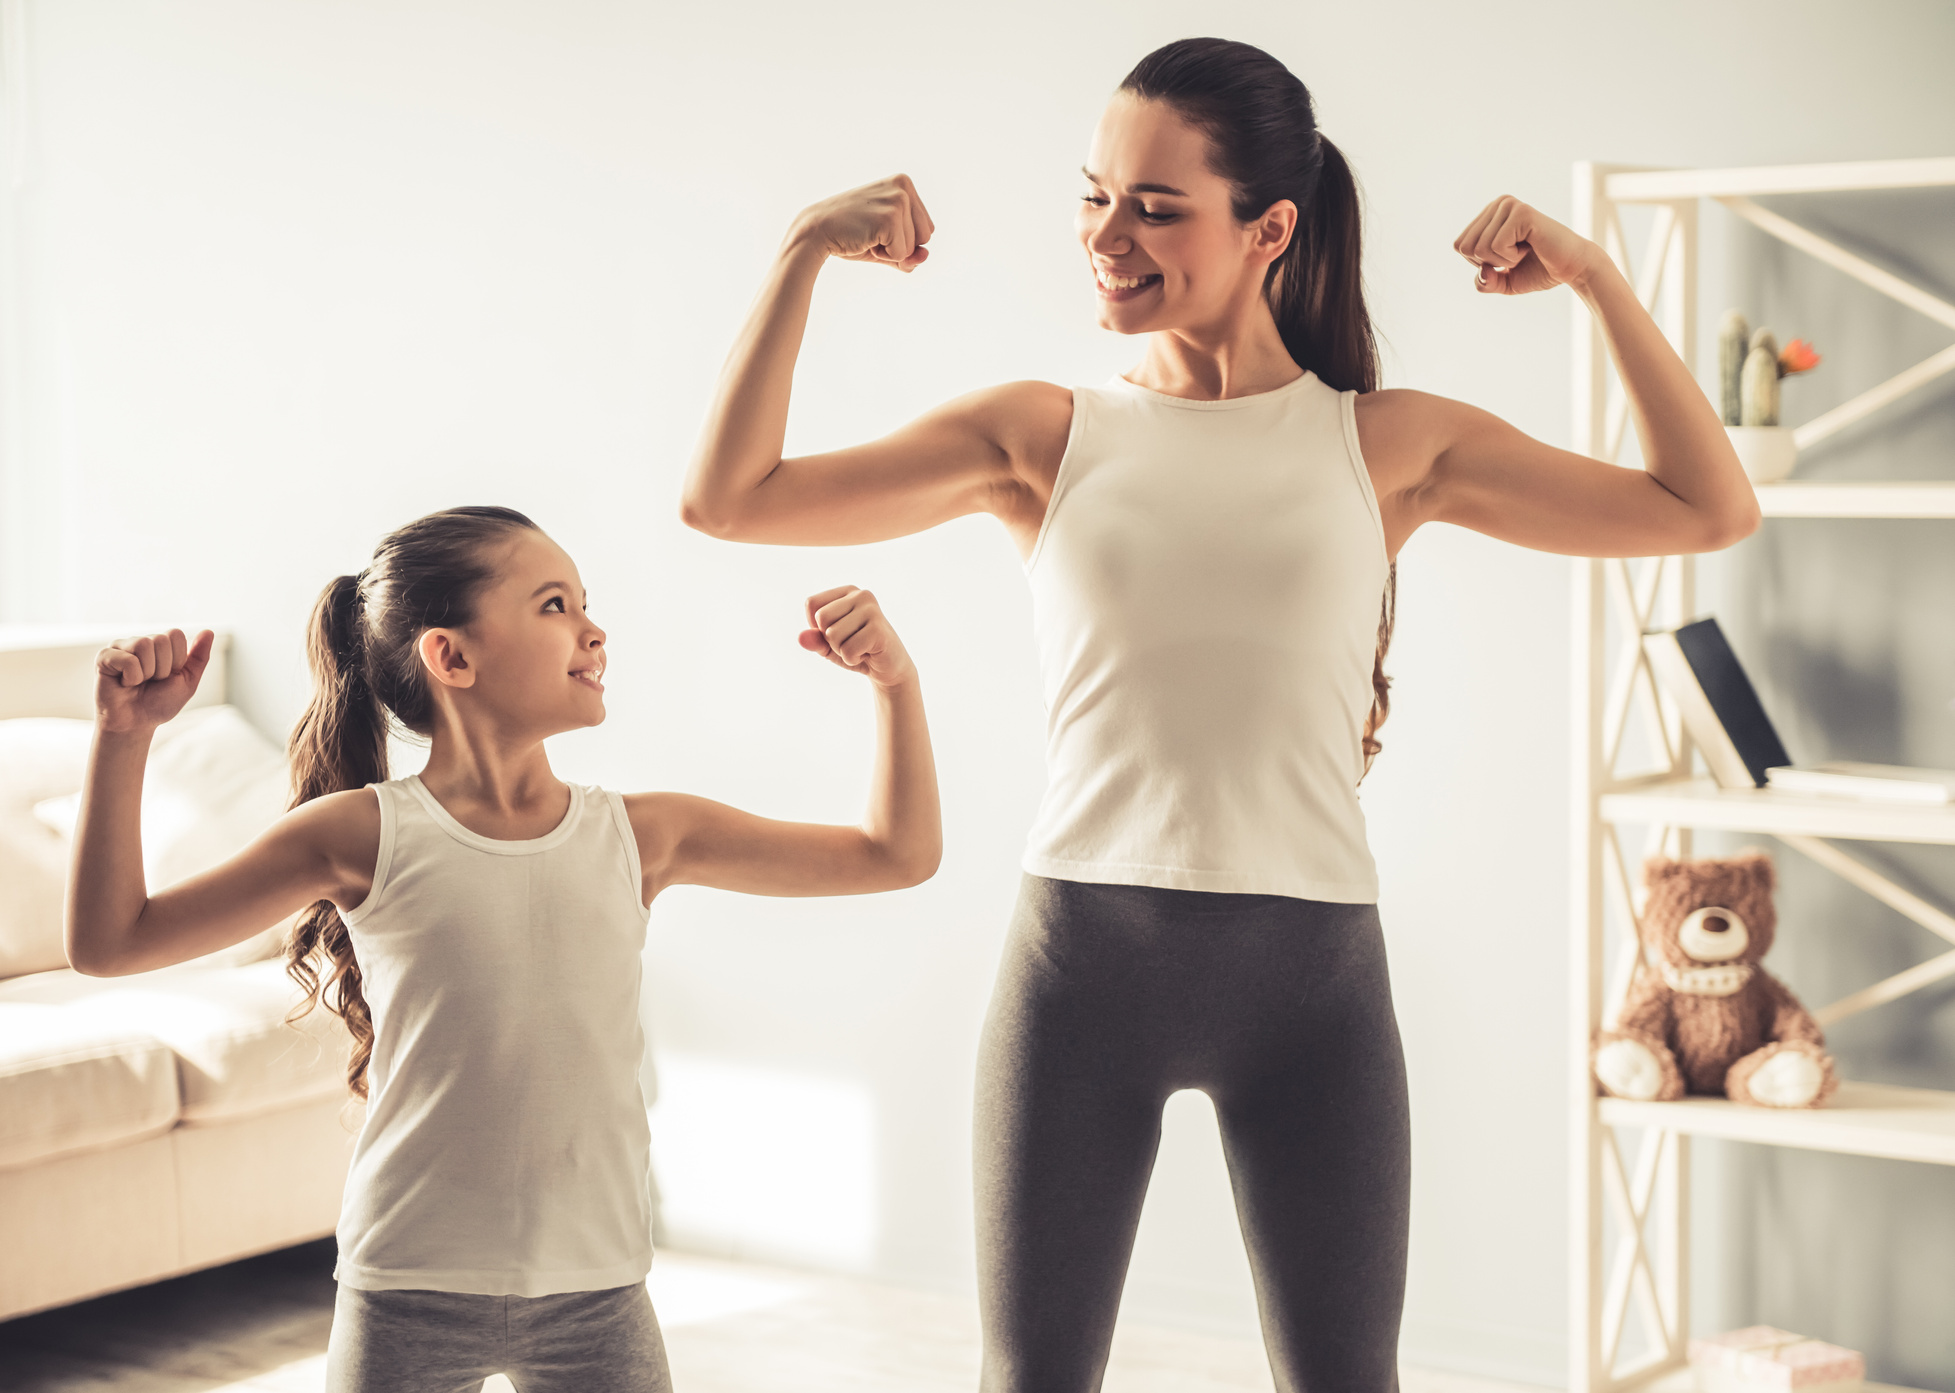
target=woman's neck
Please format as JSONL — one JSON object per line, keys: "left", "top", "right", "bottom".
{"left": 1126, "top": 301, "right": 1302, "bottom": 401}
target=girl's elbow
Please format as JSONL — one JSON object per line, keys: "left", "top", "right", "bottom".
{"left": 885, "top": 839, "right": 942, "bottom": 890}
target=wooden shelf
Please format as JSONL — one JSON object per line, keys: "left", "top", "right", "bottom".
{"left": 1599, "top": 778, "right": 1955, "bottom": 845}
{"left": 1754, "top": 481, "right": 1955, "bottom": 518}
{"left": 1600, "top": 1081, "right": 1955, "bottom": 1167}
{"left": 1605, "top": 156, "right": 1955, "bottom": 202}
{"left": 1644, "top": 1368, "right": 1932, "bottom": 1393}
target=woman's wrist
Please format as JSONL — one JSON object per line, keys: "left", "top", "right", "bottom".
{"left": 1565, "top": 242, "right": 1623, "bottom": 301}
{"left": 779, "top": 217, "right": 834, "bottom": 269}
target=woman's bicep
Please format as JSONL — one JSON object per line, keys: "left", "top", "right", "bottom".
{"left": 1418, "top": 399, "right": 1732, "bottom": 558}
{"left": 685, "top": 383, "right": 1064, "bottom": 547}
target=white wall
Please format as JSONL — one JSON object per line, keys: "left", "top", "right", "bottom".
{"left": 3, "top": 3, "right": 1951, "bottom": 1385}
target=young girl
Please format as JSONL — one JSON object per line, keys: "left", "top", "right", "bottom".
{"left": 682, "top": 36, "right": 1756, "bottom": 1393}
{"left": 66, "top": 504, "right": 940, "bottom": 1393}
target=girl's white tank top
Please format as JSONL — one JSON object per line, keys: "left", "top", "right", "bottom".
{"left": 335, "top": 775, "right": 653, "bottom": 1297}
{"left": 1022, "top": 371, "right": 1388, "bottom": 903}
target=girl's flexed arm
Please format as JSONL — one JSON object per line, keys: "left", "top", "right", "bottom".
{"left": 67, "top": 629, "right": 378, "bottom": 977}
{"left": 628, "top": 588, "right": 941, "bottom": 901}
{"left": 1364, "top": 195, "right": 1761, "bottom": 560}
{"left": 680, "top": 175, "right": 1069, "bottom": 549}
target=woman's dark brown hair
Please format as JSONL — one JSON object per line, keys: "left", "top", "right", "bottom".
{"left": 1121, "top": 38, "right": 1395, "bottom": 774}
{"left": 284, "top": 505, "right": 539, "bottom": 1098}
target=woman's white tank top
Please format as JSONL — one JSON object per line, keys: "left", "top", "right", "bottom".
{"left": 1022, "top": 371, "right": 1388, "bottom": 903}
{"left": 335, "top": 775, "right": 653, "bottom": 1297}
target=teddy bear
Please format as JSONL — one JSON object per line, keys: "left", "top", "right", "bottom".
{"left": 1593, "top": 851, "right": 1837, "bottom": 1109}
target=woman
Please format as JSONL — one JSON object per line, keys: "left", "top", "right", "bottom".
{"left": 683, "top": 37, "right": 1754, "bottom": 1393}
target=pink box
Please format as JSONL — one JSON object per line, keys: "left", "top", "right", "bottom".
{"left": 1689, "top": 1326, "right": 1866, "bottom": 1392}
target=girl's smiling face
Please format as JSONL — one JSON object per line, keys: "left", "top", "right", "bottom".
{"left": 1076, "top": 93, "right": 1296, "bottom": 342}
{"left": 418, "top": 528, "right": 608, "bottom": 738}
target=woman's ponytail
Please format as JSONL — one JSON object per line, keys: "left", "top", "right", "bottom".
{"left": 281, "top": 507, "right": 539, "bottom": 1099}
{"left": 285, "top": 572, "right": 387, "bottom": 1099}
{"left": 1270, "top": 135, "right": 1376, "bottom": 396}
{"left": 1122, "top": 39, "right": 1395, "bottom": 777}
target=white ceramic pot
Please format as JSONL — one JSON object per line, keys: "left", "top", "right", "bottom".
{"left": 1726, "top": 425, "right": 1798, "bottom": 484}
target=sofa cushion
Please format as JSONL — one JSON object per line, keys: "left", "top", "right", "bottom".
{"left": 2, "top": 705, "right": 294, "bottom": 979}
{"left": 0, "top": 959, "right": 351, "bottom": 1126}
{"left": 0, "top": 718, "right": 97, "bottom": 978}
{"left": 0, "top": 1003, "right": 181, "bottom": 1169}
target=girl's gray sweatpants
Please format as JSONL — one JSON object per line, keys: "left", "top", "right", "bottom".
{"left": 326, "top": 1281, "right": 670, "bottom": 1393}
{"left": 975, "top": 875, "right": 1411, "bottom": 1393}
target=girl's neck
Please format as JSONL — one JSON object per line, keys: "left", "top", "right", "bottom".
{"left": 1126, "top": 299, "right": 1302, "bottom": 402}
{"left": 415, "top": 718, "right": 567, "bottom": 838}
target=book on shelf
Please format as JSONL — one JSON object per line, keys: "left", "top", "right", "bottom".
{"left": 1765, "top": 761, "right": 1955, "bottom": 805}
{"left": 1643, "top": 616, "right": 1952, "bottom": 802}
{"left": 1641, "top": 618, "right": 1791, "bottom": 789}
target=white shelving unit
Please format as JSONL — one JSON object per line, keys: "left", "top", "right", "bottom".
{"left": 1569, "top": 157, "right": 1955, "bottom": 1393}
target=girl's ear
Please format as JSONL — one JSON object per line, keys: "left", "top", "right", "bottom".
{"left": 418, "top": 628, "right": 476, "bottom": 690}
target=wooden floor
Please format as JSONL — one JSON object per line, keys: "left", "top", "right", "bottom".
{"left": 0, "top": 1242, "right": 1541, "bottom": 1392}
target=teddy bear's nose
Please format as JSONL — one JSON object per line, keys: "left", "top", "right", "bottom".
{"left": 1679, "top": 906, "right": 1750, "bottom": 962}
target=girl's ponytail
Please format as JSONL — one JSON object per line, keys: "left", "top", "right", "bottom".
{"left": 285, "top": 573, "right": 387, "bottom": 1099}
{"left": 1121, "top": 39, "right": 1395, "bottom": 776}
{"left": 282, "top": 506, "right": 538, "bottom": 1099}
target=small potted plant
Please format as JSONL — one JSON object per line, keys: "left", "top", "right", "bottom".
{"left": 1719, "top": 310, "right": 1821, "bottom": 484}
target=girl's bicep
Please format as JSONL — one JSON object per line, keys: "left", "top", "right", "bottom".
{"left": 121, "top": 792, "right": 379, "bottom": 974}
{"left": 628, "top": 792, "right": 898, "bottom": 899}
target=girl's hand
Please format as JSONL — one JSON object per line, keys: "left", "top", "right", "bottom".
{"left": 790, "top": 175, "right": 935, "bottom": 272}
{"left": 1453, "top": 195, "right": 1603, "bottom": 297}
{"left": 94, "top": 629, "right": 215, "bottom": 735}
{"left": 799, "top": 587, "right": 917, "bottom": 689}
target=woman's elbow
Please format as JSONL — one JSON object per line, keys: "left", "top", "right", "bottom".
{"left": 678, "top": 491, "right": 737, "bottom": 540}
{"left": 1704, "top": 496, "right": 1762, "bottom": 551}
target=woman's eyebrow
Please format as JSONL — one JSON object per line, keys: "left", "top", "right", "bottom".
{"left": 529, "top": 580, "right": 569, "bottom": 598}
{"left": 1082, "top": 166, "right": 1189, "bottom": 198}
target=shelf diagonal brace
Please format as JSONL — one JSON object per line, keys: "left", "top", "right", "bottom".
{"left": 1605, "top": 206, "right": 1680, "bottom": 463}
{"left": 1779, "top": 834, "right": 1955, "bottom": 948}
{"left": 1778, "top": 834, "right": 1955, "bottom": 1026}
{"left": 1716, "top": 197, "right": 1955, "bottom": 453}
{"left": 1813, "top": 947, "right": 1955, "bottom": 1028}
{"left": 1602, "top": 556, "right": 1678, "bottom": 775}
{"left": 1793, "top": 342, "right": 1955, "bottom": 453}
{"left": 1599, "top": 1125, "right": 1672, "bottom": 1374}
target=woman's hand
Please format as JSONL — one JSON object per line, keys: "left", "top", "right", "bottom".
{"left": 800, "top": 586, "right": 917, "bottom": 689}
{"left": 1453, "top": 195, "right": 1603, "bottom": 297}
{"left": 94, "top": 629, "right": 215, "bottom": 735}
{"left": 789, "top": 175, "right": 935, "bottom": 272}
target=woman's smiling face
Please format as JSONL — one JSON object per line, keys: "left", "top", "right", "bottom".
{"left": 1076, "top": 93, "right": 1295, "bottom": 341}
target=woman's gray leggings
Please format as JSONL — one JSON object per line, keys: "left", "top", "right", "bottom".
{"left": 975, "top": 875, "right": 1411, "bottom": 1393}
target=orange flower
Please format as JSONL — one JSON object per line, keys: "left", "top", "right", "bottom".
{"left": 1778, "top": 338, "right": 1822, "bottom": 376}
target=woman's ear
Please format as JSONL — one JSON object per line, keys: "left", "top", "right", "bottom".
{"left": 418, "top": 628, "right": 476, "bottom": 690}
{"left": 1252, "top": 198, "right": 1299, "bottom": 267}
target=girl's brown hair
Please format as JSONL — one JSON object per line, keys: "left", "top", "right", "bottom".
{"left": 284, "top": 505, "right": 539, "bottom": 1098}
{"left": 1120, "top": 38, "right": 1395, "bottom": 774}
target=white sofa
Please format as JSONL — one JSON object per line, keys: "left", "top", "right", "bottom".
{"left": 0, "top": 629, "right": 357, "bottom": 1322}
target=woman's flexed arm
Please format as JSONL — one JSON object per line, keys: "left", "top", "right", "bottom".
{"left": 1365, "top": 196, "right": 1760, "bottom": 559}
{"left": 68, "top": 629, "right": 378, "bottom": 976}
{"left": 681, "top": 175, "right": 1069, "bottom": 549}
